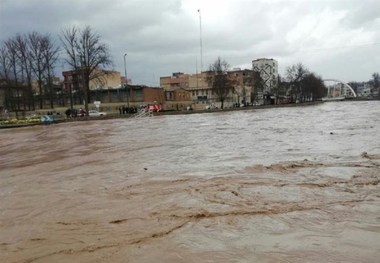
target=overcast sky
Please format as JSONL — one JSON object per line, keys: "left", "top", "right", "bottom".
{"left": 1, "top": 0, "right": 379, "bottom": 86}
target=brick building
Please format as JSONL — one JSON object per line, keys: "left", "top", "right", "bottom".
{"left": 163, "top": 87, "right": 192, "bottom": 111}
{"left": 160, "top": 68, "right": 255, "bottom": 108}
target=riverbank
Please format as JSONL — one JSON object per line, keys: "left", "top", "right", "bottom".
{"left": 0, "top": 101, "right": 323, "bottom": 129}
{"left": 155, "top": 100, "right": 322, "bottom": 116}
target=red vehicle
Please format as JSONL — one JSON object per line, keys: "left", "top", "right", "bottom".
{"left": 145, "top": 104, "right": 162, "bottom": 112}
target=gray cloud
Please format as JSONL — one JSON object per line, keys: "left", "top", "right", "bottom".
{"left": 1, "top": 0, "right": 379, "bottom": 85}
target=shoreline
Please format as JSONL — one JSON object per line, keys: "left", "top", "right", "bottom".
{"left": 155, "top": 100, "right": 323, "bottom": 116}
{"left": 0, "top": 100, "right": 353, "bottom": 129}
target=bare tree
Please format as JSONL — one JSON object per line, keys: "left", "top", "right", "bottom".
{"left": 3, "top": 35, "right": 35, "bottom": 112}
{"left": 206, "top": 57, "right": 233, "bottom": 109}
{"left": 270, "top": 75, "right": 286, "bottom": 104}
{"left": 28, "top": 32, "right": 46, "bottom": 109}
{"left": 60, "top": 26, "right": 112, "bottom": 114}
{"left": 14, "top": 35, "right": 32, "bottom": 87}
{"left": 286, "top": 63, "right": 310, "bottom": 102}
{"left": 249, "top": 70, "right": 264, "bottom": 104}
{"left": 0, "top": 45, "right": 15, "bottom": 112}
{"left": 0, "top": 46, "right": 11, "bottom": 82}
{"left": 3, "top": 39, "right": 20, "bottom": 85}
{"left": 372, "top": 72, "right": 379, "bottom": 99}
{"left": 41, "top": 34, "right": 60, "bottom": 109}
{"left": 301, "top": 73, "right": 327, "bottom": 100}
{"left": 1, "top": 32, "right": 60, "bottom": 113}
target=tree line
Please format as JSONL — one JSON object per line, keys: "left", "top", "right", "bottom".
{"left": 207, "top": 58, "right": 328, "bottom": 108}
{"left": 208, "top": 57, "right": 380, "bottom": 108}
{"left": 0, "top": 26, "right": 112, "bottom": 115}
{"left": 348, "top": 73, "right": 380, "bottom": 99}
{"left": 283, "top": 63, "right": 327, "bottom": 102}
{"left": 0, "top": 32, "right": 59, "bottom": 112}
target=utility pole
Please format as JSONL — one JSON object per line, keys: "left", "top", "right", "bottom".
{"left": 198, "top": 9, "right": 203, "bottom": 73}
{"left": 196, "top": 57, "right": 199, "bottom": 89}
{"left": 80, "top": 55, "right": 89, "bottom": 116}
{"left": 124, "top": 53, "right": 129, "bottom": 107}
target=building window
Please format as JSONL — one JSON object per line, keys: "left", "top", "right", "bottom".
{"left": 135, "top": 89, "right": 143, "bottom": 98}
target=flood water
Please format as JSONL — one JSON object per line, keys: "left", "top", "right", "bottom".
{"left": 1, "top": 101, "right": 379, "bottom": 262}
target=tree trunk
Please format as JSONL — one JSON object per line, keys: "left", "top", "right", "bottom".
{"left": 84, "top": 77, "right": 90, "bottom": 116}
{"left": 39, "top": 81, "right": 43, "bottom": 109}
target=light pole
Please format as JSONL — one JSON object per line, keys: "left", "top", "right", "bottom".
{"left": 80, "top": 54, "right": 89, "bottom": 116}
{"left": 123, "top": 53, "right": 129, "bottom": 107}
{"left": 198, "top": 9, "right": 203, "bottom": 73}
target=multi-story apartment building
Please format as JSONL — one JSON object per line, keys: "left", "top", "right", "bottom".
{"left": 252, "top": 58, "right": 278, "bottom": 94}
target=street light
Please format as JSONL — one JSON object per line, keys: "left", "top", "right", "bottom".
{"left": 123, "top": 53, "right": 129, "bottom": 107}
{"left": 198, "top": 9, "right": 203, "bottom": 72}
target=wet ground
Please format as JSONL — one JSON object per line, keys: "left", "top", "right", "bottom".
{"left": 1, "top": 101, "right": 379, "bottom": 262}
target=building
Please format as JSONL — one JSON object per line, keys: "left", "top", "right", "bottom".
{"left": 125, "top": 85, "right": 164, "bottom": 105}
{"left": 62, "top": 68, "right": 122, "bottom": 95}
{"left": 357, "top": 83, "right": 372, "bottom": 98}
{"left": 90, "top": 70, "right": 122, "bottom": 90}
{"left": 160, "top": 72, "right": 190, "bottom": 90}
{"left": 160, "top": 72, "right": 212, "bottom": 108}
{"left": 62, "top": 68, "right": 122, "bottom": 107}
{"left": 188, "top": 72, "right": 212, "bottom": 103}
{"left": 252, "top": 58, "right": 278, "bottom": 94}
{"left": 160, "top": 68, "right": 255, "bottom": 109}
{"left": 89, "top": 85, "right": 164, "bottom": 104}
{"left": 228, "top": 68, "right": 255, "bottom": 106}
{"left": 163, "top": 87, "right": 192, "bottom": 111}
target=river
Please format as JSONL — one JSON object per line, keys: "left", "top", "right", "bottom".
{"left": 1, "top": 101, "right": 379, "bottom": 262}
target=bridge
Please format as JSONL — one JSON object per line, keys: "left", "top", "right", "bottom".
{"left": 323, "top": 79, "right": 357, "bottom": 98}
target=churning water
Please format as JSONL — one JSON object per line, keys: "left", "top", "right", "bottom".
{"left": 1, "top": 101, "right": 379, "bottom": 262}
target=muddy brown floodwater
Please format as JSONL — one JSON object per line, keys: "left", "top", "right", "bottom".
{"left": 1, "top": 101, "right": 380, "bottom": 262}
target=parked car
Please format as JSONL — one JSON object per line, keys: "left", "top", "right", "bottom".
{"left": 205, "top": 104, "right": 217, "bottom": 110}
{"left": 88, "top": 110, "right": 107, "bottom": 117}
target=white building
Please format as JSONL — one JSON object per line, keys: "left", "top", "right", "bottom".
{"left": 357, "top": 83, "right": 372, "bottom": 97}
{"left": 252, "top": 58, "right": 278, "bottom": 94}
